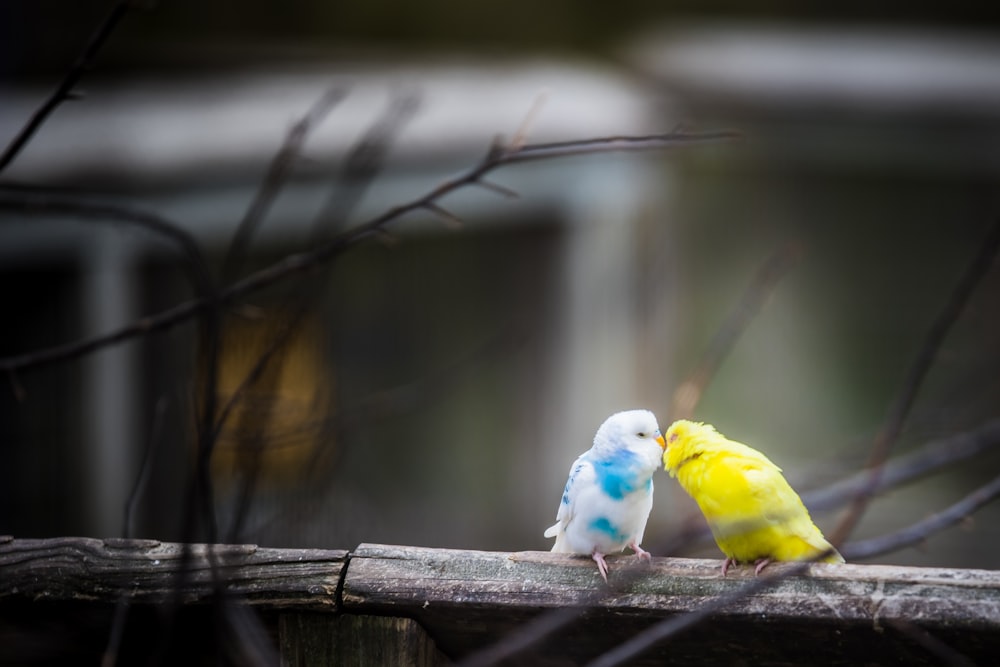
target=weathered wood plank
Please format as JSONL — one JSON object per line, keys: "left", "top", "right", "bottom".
{"left": 0, "top": 536, "right": 345, "bottom": 610}
{"left": 280, "top": 613, "right": 450, "bottom": 667}
{"left": 343, "top": 543, "right": 1000, "bottom": 666}
{"left": 4, "top": 537, "right": 1000, "bottom": 665}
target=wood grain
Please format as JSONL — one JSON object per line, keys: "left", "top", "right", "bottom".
{"left": 3, "top": 537, "right": 999, "bottom": 665}
{"left": 0, "top": 536, "right": 345, "bottom": 610}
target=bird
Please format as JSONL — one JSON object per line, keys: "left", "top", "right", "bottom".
{"left": 662, "top": 419, "right": 844, "bottom": 576}
{"left": 544, "top": 409, "right": 666, "bottom": 582}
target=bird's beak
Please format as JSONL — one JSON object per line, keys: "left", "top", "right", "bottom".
{"left": 655, "top": 433, "right": 666, "bottom": 450}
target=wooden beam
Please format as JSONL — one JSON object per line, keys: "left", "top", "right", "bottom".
{"left": 343, "top": 543, "right": 1000, "bottom": 665}
{"left": 3, "top": 537, "right": 1000, "bottom": 665}
{"left": 0, "top": 536, "right": 345, "bottom": 610}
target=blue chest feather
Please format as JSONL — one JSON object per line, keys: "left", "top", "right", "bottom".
{"left": 594, "top": 450, "right": 649, "bottom": 500}
{"left": 590, "top": 516, "right": 628, "bottom": 542}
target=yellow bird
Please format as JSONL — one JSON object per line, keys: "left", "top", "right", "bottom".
{"left": 663, "top": 420, "right": 844, "bottom": 575}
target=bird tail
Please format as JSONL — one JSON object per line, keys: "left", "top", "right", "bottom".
{"left": 804, "top": 536, "right": 846, "bottom": 564}
{"left": 544, "top": 522, "right": 570, "bottom": 552}
{"left": 808, "top": 534, "right": 845, "bottom": 564}
{"left": 776, "top": 534, "right": 845, "bottom": 564}
{"left": 822, "top": 544, "right": 846, "bottom": 564}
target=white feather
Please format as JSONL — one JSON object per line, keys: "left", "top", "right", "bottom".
{"left": 545, "top": 409, "right": 664, "bottom": 560}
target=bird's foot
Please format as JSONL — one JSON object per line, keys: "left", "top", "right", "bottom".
{"left": 592, "top": 551, "right": 609, "bottom": 583}
{"left": 721, "top": 557, "right": 737, "bottom": 576}
{"left": 629, "top": 542, "right": 652, "bottom": 562}
{"left": 754, "top": 558, "right": 772, "bottom": 576}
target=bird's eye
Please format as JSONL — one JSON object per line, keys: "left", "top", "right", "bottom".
{"left": 637, "top": 432, "right": 647, "bottom": 438}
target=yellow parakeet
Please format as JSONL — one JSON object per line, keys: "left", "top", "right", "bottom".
{"left": 663, "top": 419, "right": 844, "bottom": 575}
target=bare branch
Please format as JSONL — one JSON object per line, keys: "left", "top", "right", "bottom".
{"left": 843, "top": 472, "right": 1000, "bottom": 561}
{"left": 0, "top": 196, "right": 222, "bottom": 461}
{"left": 101, "top": 598, "right": 130, "bottom": 667}
{"left": 101, "top": 397, "right": 168, "bottom": 667}
{"left": 219, "top": 91, "right": 420, "bottom": 543}
{"left": 312, "top": 88, "right": 421, "bottom": 238}
{"left": 508, "top": 129, "right": 743, "bottom": 157}
{"left": 831, "top": 218, "right": 1000, "bottom": 545}
{"left": 0, "top": 199, "right": 226, "bottom": 557}
{"left": 472, "top": 177, "right": 519, "bottom": 199}
{"left": 586, "top": 558, "right": 824, "bottom": 667}
{"left": 509, "top": 92, "right": 548, "bottom": 150}
{"left": 454, "top": 558, "right": 653, "bottom": 667}
{"left": 884, "top": 619, "right": 978, "bottom": 667}
{"left": 222, "top": 87, "right": 348, "bottom": 281}
{"left": 0, "top": 194, "right": 209, "bottom": 294}
{"left": 422, "top": 201, "right": 464, "bottom": 229}
{"left": 456, "top": 608, "right": 586, "bottom": 667}
{"left": 0, "top": 128, "right": 741, "bottom": 375}
{"left": 123, "top": 396, "right": 169, "bottom": 539}
{"left": 803, "top": 419, "right": 1000, "bottom": 514}
{"left": 669, "top": 241, "right": 802, "bottom": 421}
{"left": 0, "top": 1, "right": 138, "bottom": 174}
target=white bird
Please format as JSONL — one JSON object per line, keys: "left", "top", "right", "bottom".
{"left": 544, "top": 409, "right": 666, "bottom": 582}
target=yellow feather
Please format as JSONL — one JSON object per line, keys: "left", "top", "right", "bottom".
{"left": 663, "top": 420, "right": 844, "bottom": 568}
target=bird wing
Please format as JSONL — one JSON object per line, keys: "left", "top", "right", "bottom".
{"left": 690, "top": 445, "right": 799, "bottom": 541}
{"left": 737, "top": 455, "right": 840, "bottom": 560}
{"left": 545, "top": 454, "right": 595, "bottom": 538}
{"left": 692, "top": 445, "right": 781, "bottom": 518}
{"left": 744, "top": 463, "right": 805, "bottom": 524}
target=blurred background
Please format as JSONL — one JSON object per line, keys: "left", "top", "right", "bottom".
{"left": 1, "top": 1, "right": 1000, "bottom": 570}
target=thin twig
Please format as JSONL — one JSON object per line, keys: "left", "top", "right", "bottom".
{"left": 587, "top": 550, "right": 836, "bottom": 667}
{"left": 219, "top": 91, "right": 419, "bottom": 543}
{"left": 830, "top": 218, "right": 1000, "bottom": 546}
{"left": 842, "top": 472, "right": 1000, "bottom": 561}
{"left": 423, "top": 201, "right": 464, "bottom": 228}
{"left": 216, "top": 314, "right": 303, "bottom": 544}
{"left": 456, "top": 557, "right": 665, "bottom": 667}
{"left": 456, "top": 608, "right": 587, "bottom": 667}
{"left": 509, "top": 92, "right": 548, "bottom": 150}
{"left": 212, "top": 320, "right": 300, "bottom": 444}
{"left": 473, "top": 177, "right": 519, "bottom": 199}
{"left": 505, "top": 130, "right": 743, "bottom": 163}
{"left": 0, "top": 1, "right": 136, "bottom": 173}
{"left": 0, "top": 196, "right": 224, "bottom": 549}
{"left": 311, "top": 88, "right": 421, "bottom": 239}
{"left": 0, "top": 129, "right": 741, "bottom": 376}
{"left": 803, "top": 419, "right": 1000, "bottom": 514}
{"left": 884, "top": 619, "right": 978, "bottom": 667}
{"left": 0, "top": 195, "right": 208, "bottom": 293}
{"left": 123, "top": 396, "right": 169, "bottom": 538}
{"left": 222, "top": 87, "right": 348, "bottom": 281}
{"left": 100, "top": 598, "right": 130, "bottom": 667}
{"left": 669, "top": 242, "right": 803, "bottom": 421}
{"left": 102, "top": 396, "right": 169, "bottom": 667}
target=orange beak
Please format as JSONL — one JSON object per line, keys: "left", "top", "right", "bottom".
{"left": 655, "top": 433, "right": 666, "bottom": 450}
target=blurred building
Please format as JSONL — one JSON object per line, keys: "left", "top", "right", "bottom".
{"left": 0, "top": 59, "right": 673, "bottom": 549}
{"left": 2, "top": 23, "right": 1000, "bottom": 569}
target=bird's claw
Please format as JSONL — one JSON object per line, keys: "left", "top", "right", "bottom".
{"left": 592, "top": 552, "right": 609, "bottom": 583}
{"left": 629, "top": 542, "right": 652, "bottom": 562}
{"left": 721, "top": 557, "right": 772, "bottom": 576}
